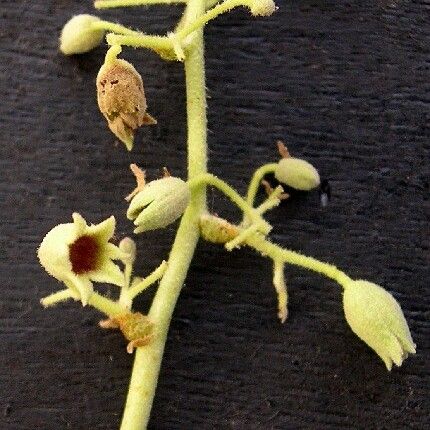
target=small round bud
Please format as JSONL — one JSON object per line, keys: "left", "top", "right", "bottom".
{"left": 119, "top": 237, "right": 137, "bottom": 265}
{"left": 127, "top": 177, "right": 191, "bottom": 233}
{"left": 275, "top": 157, "right": 320, "bottom": 191}
{"left": 249, "top": 0, "right": 277, "bottom": 17}
{"left": 200, "top": 214, "right": 239, "bottom": 244}
{"left": 60, "top": 15, "right": 105, "bottom": 55}
{"left": 97, "top": 59, "right": 156, "bottom": 150}
{"left": 343, "top": 280, "right": 416, "bottom": 370}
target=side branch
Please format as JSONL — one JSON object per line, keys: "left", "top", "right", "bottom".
{"left": 246, "top": 233, "right": 352, "bottom": 288}
{"left": 95, "top": 0, "right": 187, "bottom": 9}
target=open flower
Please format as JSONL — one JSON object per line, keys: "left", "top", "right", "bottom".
{"left": 97, "top": 59, "right": 157, "bottom": 151}
{"left": 38, "top": 213, "right": 126, "bottom": 305}
{"left": 343, "top": 280, "right": 416, "bottom": 370}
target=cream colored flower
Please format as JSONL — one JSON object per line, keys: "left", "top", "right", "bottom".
{"left": 343, "top": 280, "right": 416, "bottom": 370}
{"left": 38, "top": 213, "right": 126, "bottom": 305}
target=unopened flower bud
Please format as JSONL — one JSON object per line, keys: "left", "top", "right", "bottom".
{"left": 97, "top": 59, "right": 156, "bottom": 150}
{"left": 275, "top": 157, "right": 320, "bottom": 191}
{"left": 200, "top": 214, "right": 239, "bottom": 244}
{"left": 343, "top": 280, "right": 416, "bottom": 370}
{"left": 60, "top": 15, "right": 105, "bottom": 55}
{"left": 119, "top": 237, "right": 137, "bottom": 265}
{"left": 249, "top": 0, "right": 277, "bottom": 17}
{"left": 127, "top": 177, "right": 190, "bottom": 233}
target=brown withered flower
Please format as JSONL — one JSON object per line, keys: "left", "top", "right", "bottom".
{"left": 96, "top": 59, "right": 156, "bottom": 151}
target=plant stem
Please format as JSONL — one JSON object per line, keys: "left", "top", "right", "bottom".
{"left": 246, "top": 233, "right": 352, "bottom": 288}
{"left": 119, "top": 1, "right": 207, "bottom": 429}
{"left": 246, "top": 162, "right": 277, "bottom": 207}
{"left": 95, "top": 0, "right": 186, "bottom": 9}
{"left": 188, "top": 173, "right": 271, "bottom": 233}
{"left": 92, "top": 20, "right": 142, "bottom": 36}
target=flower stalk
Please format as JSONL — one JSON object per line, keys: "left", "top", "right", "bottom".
{"left": 39, "top": 1, "right": 417, "bottom": 429}
{"left": 119, "top": 1, "right": 207, "bottom": 428}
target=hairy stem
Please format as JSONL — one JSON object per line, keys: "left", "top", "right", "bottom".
{"left": 106, "top": 33, "right": 173, "bottom": 51}
{"left": 95, "top": 0, "right": 186, "bottom": 9}
{"left": 246, "top": 162, "right": 277, "bottom": 207}
{"left": 188, "top": 173, "right": 271, "bottom": 233}
{"left": 92, "top": 20, "right": 142, "bottom": 36}
{"left": 119, "top": 1, "right": 207, "bottom": 429}
{"left": 246, "top": 233, "right": 352, "bottom": 288}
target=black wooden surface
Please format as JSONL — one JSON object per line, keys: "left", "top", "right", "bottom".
{"left": 1, "top": 1, "right": 429, "bottom": 429}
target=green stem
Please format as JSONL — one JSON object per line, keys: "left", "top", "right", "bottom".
{"left": 88, "top": 291, "right": 129, "bottom": 316}
{"left": 92, "top": 20, "right": 142, "bottom": 36}
{"left": 246, "top": 162, "right": 277, "bottom": 207}
{"left": 246, "top": 233, "right": 352, "bottom": 288}
{"left": 176, "top": 0, "right": 248, "bottom": 40}
{"left": 95, "top": 0, "right": 186, "bottom": 9}
{"left": 128, "top": 260, "right": 168, "bottom": 300}
{"left": 119, "top": 1, "right": 207, "bottom": 429}
{"left": 40, "top": 289, "right": 77, "bottom": 307}
{"left": 188, "top": 173, "right": 271, "bottom": 233}
{"left": 41, "top": 288, "right": 127, "bottom": 316}
{"left": 106, "top": 33, "right": 173, "bottom": 51}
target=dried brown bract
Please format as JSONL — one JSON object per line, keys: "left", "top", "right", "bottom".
{"left": 96, "top": 59, "right": 156, "bottom": 150}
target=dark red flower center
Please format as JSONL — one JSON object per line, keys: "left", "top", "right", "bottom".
{"left": 69, "top": 235, "right": 99, "bottom": 274}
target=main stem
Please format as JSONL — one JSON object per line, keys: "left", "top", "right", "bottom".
{"left": 119, "top": 1, "right": 207, "bottom": 429}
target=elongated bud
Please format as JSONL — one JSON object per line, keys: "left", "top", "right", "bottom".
{"left": 275, "top": 157, "right": 320, "bottom": 191}
{"left": 60, "top": 15, "right": 105, "bottom": 55}
{"left": 343, "top": 280, "right": 416, "bottom": 370}
{"left": 249, "top": 0, "right": 277, "bottom": 17}
{"left": 97, "top": 59, "right": 156, "bottom": 150}
{"left": 200, "top": 214, "right": 239, "bottom": 244}
{"left": 127, "top": 177, "right": 190, "bottom": 233}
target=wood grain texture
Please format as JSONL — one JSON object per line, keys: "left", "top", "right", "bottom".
{"left": 1, "top": 0, "right": 429, "bottom": 429}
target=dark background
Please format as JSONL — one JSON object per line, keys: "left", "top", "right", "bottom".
{"left": 1, "top": 1, "right": 429, "bottom": 429}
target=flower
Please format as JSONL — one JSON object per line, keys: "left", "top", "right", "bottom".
{"left": 274, "top": 157, "right": 320, "bottom": 191}
{"left": 343, "top": 280, "right": 416, "bottom": 370}
{"left": 127, "top": 177, "right": 191, "bottom": 233}
{"left": 38, "top": 213, "right": 126, "bottom": 305}
{"left": 96, "top": 59, "right": 157, "bottom": 150}
{"left": 60, "top": 15, "right": 105, "bottom": 55}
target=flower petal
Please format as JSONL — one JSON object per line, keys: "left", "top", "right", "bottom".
{"left": 72, "top": 212, "right": 88, "bottom": 237}
{"left": 87, "top": 215, "right": 116, "bottom": 242}
{"left": 65, "top": 275, "right": 94, "bottom": 306}
{"left": 105, "top": 242, "right": 128, "bottom": 261}
{"left": 90, "top": 260, "right": 124, "bottom": 287}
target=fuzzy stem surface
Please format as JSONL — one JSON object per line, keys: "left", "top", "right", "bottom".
{"left": 119, "top": 1, "right": 207, "bottom": 428}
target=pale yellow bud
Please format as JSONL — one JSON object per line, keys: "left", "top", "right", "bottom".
{"left": 60, "top": 15, "right": 105, "bottom": 55}
{"left": 127, "top": 177, "right": 191, "bottom": 233}
{"left": 275, "top": 157, "right": 320, "bottom": 191}
{"left": 97, "top": 59, "right": 156, "bottom": 150}
{"left": 343, "top": 280, "right": 416, "bottom": 370}
{"left": 249, "top": 0, "right": 277, "bottom": 17}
